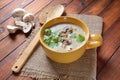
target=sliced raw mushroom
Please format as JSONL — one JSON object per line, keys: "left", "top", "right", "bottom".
{"left": 14, "top": 20, "right": 26, "bottom": 29}
{"left": 23, "top": 22, "right": 33, "bottom": 33}
{"left": 11, "top": 8, "right": 26, "bottom": 18}
{"left": 7, "top": 25, "right": 22, "bottom": 34}
{"left": 30, "top": 21, "right": 35, "bottom": 26}
{"left": 15, "top": 20, "right": 33, "bottom": 33}
{"left": 23, "top": 13, "right": 34, "bottom": 22}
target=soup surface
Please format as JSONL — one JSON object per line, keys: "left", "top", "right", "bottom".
{"left": 43, "top": 23, "right": 86, "bottom": 52}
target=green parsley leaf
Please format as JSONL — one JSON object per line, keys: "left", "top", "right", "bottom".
{"left": 53, "top": 31, "right": 59, "bottom": 36}
{"left": 43, "top": 36, "right": 52, "bottom": 45}
{"left": 49, "top": 42, "right": 58, "bottom": 48}
{"left": 52, "top": 36, "right": 62, "bottom": 43}
{"left": 76, "top": 34, "right": 85, "bottom": 42}
{"left": 44, "top": 28, "right": 51, "bottom": 35}
{"left": 43, "top": 38, "right": 50, "bottom": 45}
{"left": 70, "top": 33, "right": 77, "bottom": 38}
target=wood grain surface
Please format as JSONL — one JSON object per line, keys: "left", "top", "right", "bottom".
{"left": 0, "top": 0, "right": 120, "bottom": 80}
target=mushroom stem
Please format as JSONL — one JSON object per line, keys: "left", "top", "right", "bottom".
{"left": 7, "top": 25, "right": 20, "bottom": 34}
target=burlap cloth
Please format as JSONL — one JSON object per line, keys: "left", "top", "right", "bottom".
{"left": 20, "top": 14, "right": 103, "bottom": 80}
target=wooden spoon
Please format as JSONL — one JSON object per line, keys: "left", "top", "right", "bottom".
{"left": 11, "top": 5, "right": 64, "bottom": 73}
{"left": 39, "top": 4, "right": 64, "bottom": 24}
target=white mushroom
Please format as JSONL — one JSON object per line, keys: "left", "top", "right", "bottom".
{"left": 14, "top": 20, "right": 26, "bottom": 27}
{"left": 10, "top": 8, "right": 35, "bottom": 34}
{"left": 23, "top": 13, "right": 34, "bottom": 22}
{"left": 14, "top": 17, "right": 22, "bottom": 21}
{"left": 23, "top": 22, "right": 33, "bottom": 33}
{"left": 7, "top": 25, "right": 22, "bottom": 34}
{"left": 14, "top": 20, "right": 33, "bottom": 33}
{"left": 30, "top": 21, "right": 35, "bottom": 26}
{"left": 11, "top": 8, "right": 26, "bottom": 18}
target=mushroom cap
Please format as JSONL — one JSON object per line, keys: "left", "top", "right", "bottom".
{"left": 23, "top": 13, "right": 34, "bottom": 22}
{"left": 12, "top": 8, "right": 26, "bottom": 18}
{"left": 23, "top": 22, "right": 33, "bottom": 33}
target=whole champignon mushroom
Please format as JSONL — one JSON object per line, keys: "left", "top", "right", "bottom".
{"left": 23, "top": 13, "right": 34, "bottom": 22}
{"left": 11, "top": 8, "right": 26, "bottom": 18}
{"left": 7, "top": 25, "right": 22, "bottom": 34}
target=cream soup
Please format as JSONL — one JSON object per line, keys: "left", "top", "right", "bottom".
{"left": 43, "top": 23, "right": 86, "bottom": 52}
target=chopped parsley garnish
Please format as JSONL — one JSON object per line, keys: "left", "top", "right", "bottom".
{"left": 70, "top": 33, "right": 77, "bottom": 38}
{"left": 76, "top": 34, "right": 85, "bottom": 42}
{"left": 44, "top": 28, "right": 51, "bottom": 35}
{"left": 43, "top": 28, "right": 85, "bottom": 48}
{"left": 43, "top": 28, "right": 61, "bottom": 48}
{"left": 49, "top": 42, "right": 58, "bottom": 48}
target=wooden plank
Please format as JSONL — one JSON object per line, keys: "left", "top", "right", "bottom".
{"left": 81, "top": 0, "right": 120, "bottom": 33}
{"left": 0, "top": 0, "right": 34, "bottom": 24}
{"left": 0, "top": 33, "right": 26, "bottom": 61}
{"left": 97, "top": 18, "right": 120, "bottom": 73}
{"left": 97, "top": 47, "right": 120, "bottom": 80}
{"left": 0, "top": 41, "right": 27, "bottom": 80}
{"left": 65, "top": 0, "right": 93, "bottom": 14}
{"left": 0, "top": 0, "right": 53, "bottom": 61}
{"left": 80, "top": 0, "right": 120, "bottom": 74}
{"left": 0, "top": 18, "right": 15, "bottom": 41}
{"left": 99, "top": 0, "right": 120, "bottom": 33}
{"left": 81, "top": 0, "right": 113, "bottom": 15}
{"left": 45, "top": 0, "right": 73, "bottom": 7}
{"left": 0, "top": 0, "right": 13, "bottom": 9}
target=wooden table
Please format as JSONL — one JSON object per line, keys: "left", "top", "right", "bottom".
{"left": 0, "top": 0, "right": 120, "bottom": 80}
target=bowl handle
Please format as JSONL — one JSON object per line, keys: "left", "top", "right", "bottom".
{"left": 86, "top": 34, "right": 102, "bottom": 49}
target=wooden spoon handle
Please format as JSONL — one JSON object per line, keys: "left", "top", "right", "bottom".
{"left": 11, "top": 32, "right": 40, "bottom": 73}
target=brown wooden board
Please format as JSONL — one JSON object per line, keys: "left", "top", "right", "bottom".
{"left": 97, "top": 47, "right": 120, "bottom": 80}
{"left": 0, "top": 0, "right": 13, "bottom": 9}
{"left": 97, "top": 18, "right": 120, "bottom": 73}
{"left": 0, "top": 0, "right": 120, "bottom": 80}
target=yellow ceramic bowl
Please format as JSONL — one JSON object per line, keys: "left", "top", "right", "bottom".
{"left": 39, "top": 16, "right": 102, "bottom": 63}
